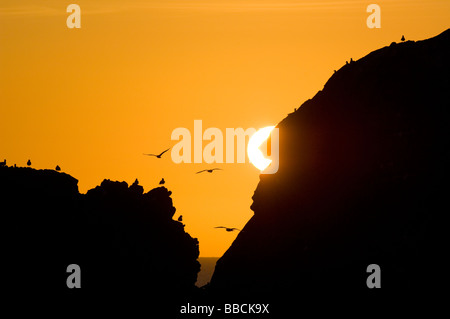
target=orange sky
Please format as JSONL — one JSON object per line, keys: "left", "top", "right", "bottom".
{"left": 1, "top": 0, "right": 449, "bottom": 256}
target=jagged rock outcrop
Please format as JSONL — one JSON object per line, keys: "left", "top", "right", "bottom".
{"left": 210, "top": 29, "right": 450, "bottom": 301}
{"left": 0, "top": 166, "right": 200, "bottom": 303}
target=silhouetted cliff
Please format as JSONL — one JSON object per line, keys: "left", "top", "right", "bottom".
{"left": 210, "top": 29, "right": 450, "bottom": 304}
{"left": 0, "top": 166, "right": 200, "bottom": 306}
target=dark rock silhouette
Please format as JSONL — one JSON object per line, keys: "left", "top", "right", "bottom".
{"left": 210, "top": 29, "right": 450, "bottom": 304}
{"left": 0, "top": 166, "right": 200, "bottom": 309}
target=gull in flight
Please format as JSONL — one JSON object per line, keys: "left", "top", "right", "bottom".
{"left": 215, "top": 226, "right": 241, "bottom": 232}
{"left": 143, "top": 148, "right": 170, "bottom": 159}
{"left": 196, "top": 168, "right": 222, "bottom": 174}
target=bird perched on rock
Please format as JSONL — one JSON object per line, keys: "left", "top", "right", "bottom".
{"left": 196, "top": 168, "right": 222, "bottom": 174}
{"left": 0, "top": 159, "right": 6, "bottom": 167}
{"left": 401, "top": 35, "right": 405, "bottom": 42}
{"left": 27, "top": 159, "right": 31, "bottom": 167}
{"left": 130, "top": 178, "right": 144, "bottom": 195}
{"left": 55, "top": 165, "right": 61, "bottom": 171}
{"left": 143, "top": 148, "right": 170, "bottom": 159}
{"left": 215, "top": 226, "right": 241, "bottom": 232}
{"left": 159, "top": 178, "right": 165, "bottom": 185}
{"left": 178, "top": 215, "right": 183, "bottom": 222}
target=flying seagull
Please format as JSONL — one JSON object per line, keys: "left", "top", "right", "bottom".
{"left": 196, "top": 168, "right": 222, "bottom": 174}
{"left": 215, "top": 226, "right": 241, "bottom": 232}
{"left": 143, "top": 148, "right": 170, "bottom": 158}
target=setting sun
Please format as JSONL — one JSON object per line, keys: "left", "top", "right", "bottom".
{"left": 247, "top": 126, "right": 275, "bottom": 171}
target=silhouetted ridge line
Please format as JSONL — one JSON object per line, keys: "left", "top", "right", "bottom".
{"left": 0, "top": 166, "right": 200, "bottom": 306}
{"left": 209, "top": 29, "right": 450, "bottom": 306}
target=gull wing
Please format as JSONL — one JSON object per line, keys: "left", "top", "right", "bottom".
{"left": 159, "top": 148, "right": 171, "bottom": 156}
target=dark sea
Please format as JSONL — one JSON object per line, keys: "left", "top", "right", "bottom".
{"left": 196, "top": 257, "right": 219, "bottom": 287}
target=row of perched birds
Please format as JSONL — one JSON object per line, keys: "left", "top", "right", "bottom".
{"left": 332, "top": 35, "right": 408, "bottom": 76}
{"left": 0, "top": 159, "right": 61, "bottom": 171}
{"left": 144, "top": 148, "right": 239, "bottom": 232}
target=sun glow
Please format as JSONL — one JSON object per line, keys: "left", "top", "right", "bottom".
{"left": 247, "top": 126, "right": 275, "bottom": 171}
